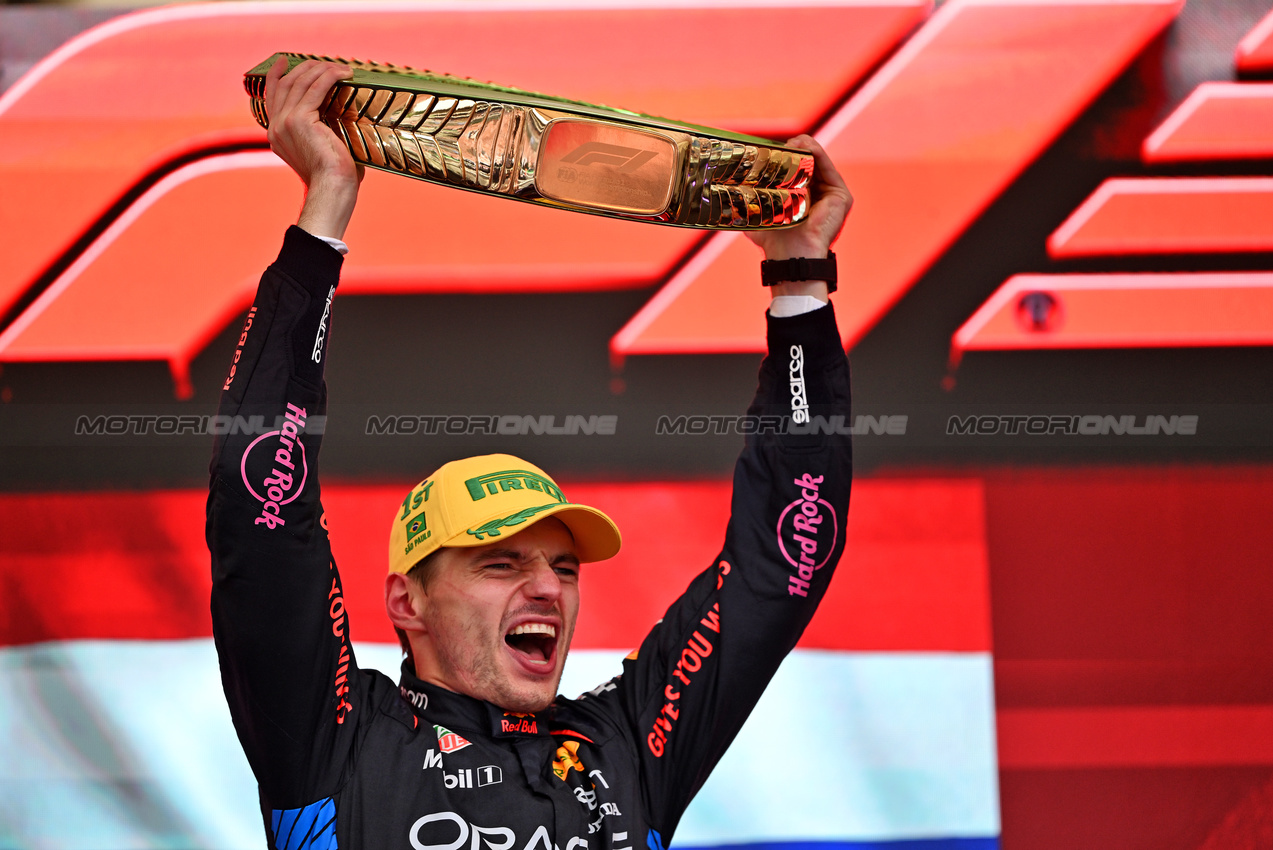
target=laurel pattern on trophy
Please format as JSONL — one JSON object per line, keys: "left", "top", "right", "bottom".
{"left": 245, "top": 53, "right": 813, "bottom": 229}
{"left": 328, "top": 89, "right": 536, "bottom": 193}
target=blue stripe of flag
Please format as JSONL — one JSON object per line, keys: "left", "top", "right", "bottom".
{"left": 680, "top": 840, "right": 998, "bottom": 850}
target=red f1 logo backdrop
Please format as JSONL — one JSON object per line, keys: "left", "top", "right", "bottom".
{"left": 4, "top": 4, "right": 1273, "bottom": 850}
{"left": 8, "top": 0, "right": 1269, "bottom": 396}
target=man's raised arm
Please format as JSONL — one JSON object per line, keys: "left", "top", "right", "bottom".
{"left": 578, "top": 139, "right": 854, "bottom": 845}
{"left": 206, "top": 59, "right": 374, "bottom": 808}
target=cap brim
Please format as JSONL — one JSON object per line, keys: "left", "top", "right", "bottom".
{"left": 440, "top": 502, "right": 622, "bottom": 563}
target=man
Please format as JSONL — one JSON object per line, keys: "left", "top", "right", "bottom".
{"left": 207, "top": 58, "right": 852, "bottom": 850}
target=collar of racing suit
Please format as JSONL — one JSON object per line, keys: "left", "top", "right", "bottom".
{"left": 397, "top": 662, "right": 561, "bottom": 740}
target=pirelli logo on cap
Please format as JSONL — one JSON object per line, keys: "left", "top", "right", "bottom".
{"left": 464, "top": 470, "right": 566, "bottom": 503}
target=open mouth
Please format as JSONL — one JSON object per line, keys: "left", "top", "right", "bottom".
{"left": 504, "top": 622, "right": 557, "bottom": 667}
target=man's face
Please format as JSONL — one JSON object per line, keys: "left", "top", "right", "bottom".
{"left": 412, "top": 517, "right": 581, "bottom": 713}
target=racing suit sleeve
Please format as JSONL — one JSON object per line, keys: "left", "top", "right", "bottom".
{"left": 206, "top": 226, "right": 362, "bottom": 809}
{"left": 587, "top": 303, "right": 851, "bottom": 842}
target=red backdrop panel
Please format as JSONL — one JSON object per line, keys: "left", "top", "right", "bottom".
{"left": 0, "top": 477, "right": 991, "bottom": 653}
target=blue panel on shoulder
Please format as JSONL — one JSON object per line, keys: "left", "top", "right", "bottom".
{"left": 271, "top": 797, "right": 339, "bottom": 850}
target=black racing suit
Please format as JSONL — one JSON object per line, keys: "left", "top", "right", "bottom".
{"left": 207, "top": 227, "right": 852, "bottom": 850}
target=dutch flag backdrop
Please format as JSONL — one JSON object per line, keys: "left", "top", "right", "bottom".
{"left": 0, "top": 479, "right": 999, "bottom": 849}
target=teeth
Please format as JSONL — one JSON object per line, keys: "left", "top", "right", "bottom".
{"left": 509, "top": 623, "right": 556, "bottom": 638}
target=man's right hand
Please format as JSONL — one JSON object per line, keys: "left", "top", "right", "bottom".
{"left": 264, "top": 56, "right": 363, "bottom": 240}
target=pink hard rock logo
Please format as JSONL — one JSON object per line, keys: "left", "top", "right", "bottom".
{"left": 240, "top": 402, "right": 309, "bottom": 529}
{"left": 776, "top": 473, "right": 838, "bottom": 598}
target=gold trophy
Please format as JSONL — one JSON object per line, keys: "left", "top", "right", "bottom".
{"left": 245, "top": 53, "right": 813, "bottom": 230}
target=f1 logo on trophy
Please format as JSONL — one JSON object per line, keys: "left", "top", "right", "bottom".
{"left": 245, "top": 52, "right": 814, "bottom": 229}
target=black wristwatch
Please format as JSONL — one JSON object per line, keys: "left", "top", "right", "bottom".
{"left": 760, "top": 251, "right": 837, "bottom": 293}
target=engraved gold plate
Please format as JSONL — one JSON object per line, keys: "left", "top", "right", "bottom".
{"left": 536, "top": 121, "right": 677, "bottom": 216}
{"left": 244, "top": 53, "right": 813, "bottom": 230}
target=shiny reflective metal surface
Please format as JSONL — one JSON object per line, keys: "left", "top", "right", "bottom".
{"left": 245, "top": 53, "right": 813, "bottom": 229}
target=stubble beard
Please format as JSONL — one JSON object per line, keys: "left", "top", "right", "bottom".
{"left": 428, "top": 605, "right": 573, "bottom": 713}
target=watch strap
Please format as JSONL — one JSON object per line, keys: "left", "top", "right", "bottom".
{"left": 760, "top": 251, "right": 837, "bottom": 293}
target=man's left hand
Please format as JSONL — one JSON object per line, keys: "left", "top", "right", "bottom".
{"left": 746, "top": 136, "right": 852, "bottom": 300}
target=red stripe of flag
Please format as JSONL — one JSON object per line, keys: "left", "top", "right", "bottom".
{"left": 0, "top": 479, "right": 990, "bottom": 652}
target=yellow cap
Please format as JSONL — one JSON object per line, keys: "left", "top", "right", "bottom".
{"left": 388, "top": 453, "right": 622, "bottom": 574}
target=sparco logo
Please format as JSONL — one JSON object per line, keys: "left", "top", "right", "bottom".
{"left": 560, "top": 142, "right": 657, "bottom": 172}
{"left": 788, "top": 345, "right": 809, "bottom": 424}
{"left": 240, "top": 402, "right": 307, "bottom": 529}
{"left": 312, "top": 285, "right": 335, "bottom": 363}
{"left": 776, "top": 473, "right": 838, "bottom": 598}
